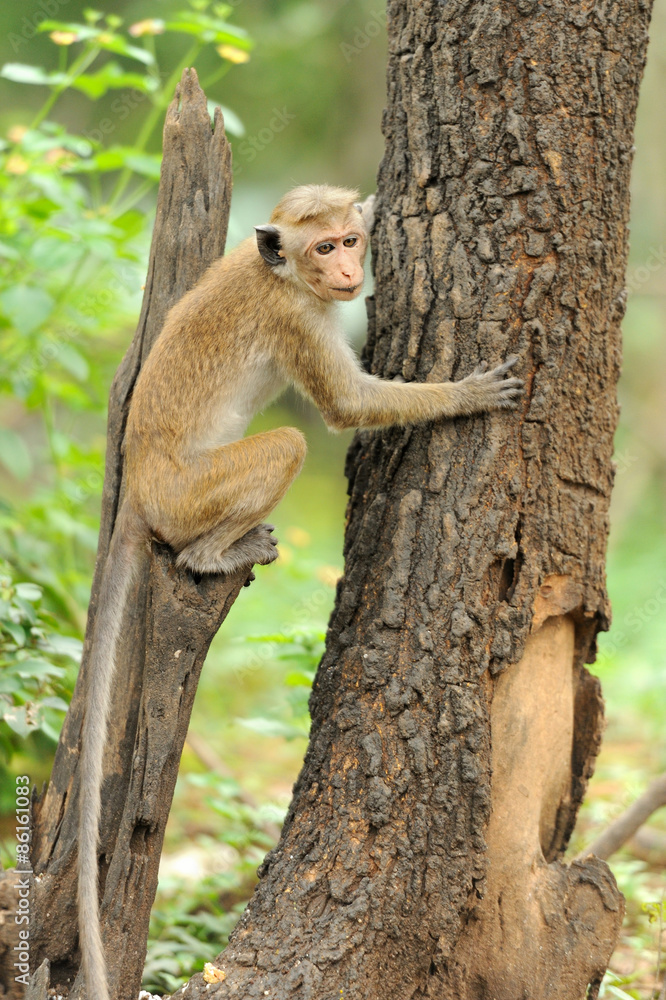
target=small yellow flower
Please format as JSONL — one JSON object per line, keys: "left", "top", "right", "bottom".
{"left": 216, "top": 44, "right": 250, "bottom": 64}
{"left": 7, "top": 125, "right": 28, "bottom": 144}
{"left": 6, "top": 154, "right": 29, "bottom": 175}
{"left": 50, "top": 30, "right": 78, "bottom": 45}
{"left": 285, "top": 526, "right": 311, "bottom": 548}
{"left": 202, "top": 963, "right": 226, "bottom": 984}
{"left": 277, "top": 543, "right": 293, "bottom": 565}
{"left": 45, "top": 147, "right": 74, "bottom": 165}
{"left": 316, "top": 565, "right": 343, "bottom": 588}
{"left": 128, "top": 19, "right": 165, "bottom": 37}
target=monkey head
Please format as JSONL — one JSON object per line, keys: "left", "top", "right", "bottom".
{"left": 255, "top": 184, "right": 369, "bottom": 303}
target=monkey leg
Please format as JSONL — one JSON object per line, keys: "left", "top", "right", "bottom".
{"left": 162, "top": 427, "right": 307, "bottom": 575}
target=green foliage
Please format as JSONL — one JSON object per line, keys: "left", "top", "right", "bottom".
{"left": 0, "top": 558, "right": 80, "bottom": 798}
{"left": 0, "top": 0, "right": 251, "bottom": 775}
{"left": 238, "top": 626, "right": 322, "bottom": 739}
{"left": 145, "top": 773, "right": 283, "bottom": 995}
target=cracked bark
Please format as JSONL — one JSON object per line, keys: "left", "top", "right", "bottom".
{"left": 173, "top": 2, "right": 652, "bottom": 999}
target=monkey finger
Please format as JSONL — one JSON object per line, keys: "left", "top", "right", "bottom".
{"left": 244, "top": 571, "right": 256, "bottom": 587}
{"left": 494, "top": 355, "right": 520, "bottom": 375}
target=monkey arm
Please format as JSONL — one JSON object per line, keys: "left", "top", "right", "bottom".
{"left": 287, "top": 333, "right": 524, "bottom": 431}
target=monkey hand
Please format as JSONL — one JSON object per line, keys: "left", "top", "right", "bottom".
{"left": 458, "top": 355, "right": 525, "bottom": 413}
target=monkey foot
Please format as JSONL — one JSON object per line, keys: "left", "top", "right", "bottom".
{"left": 177, "top": 524, "right": 279, "bottom": 576}
{"left": 233, "top": 523, "right": 279, "bottom": 569}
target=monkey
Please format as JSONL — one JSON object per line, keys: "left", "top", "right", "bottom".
{"left": 77, "top": 183, "right": 523, "bottom": 1000}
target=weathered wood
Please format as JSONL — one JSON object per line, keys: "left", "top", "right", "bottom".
{"left": 173, "top": 2, "right": 652, "bottom": 998}
{"left": 25, "top": 960, "right": 49, "bottom": 1000}
{"left": 17, "top": 69, "right": 246, "bottom": 1000}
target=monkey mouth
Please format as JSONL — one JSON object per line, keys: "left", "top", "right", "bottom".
{"left": 332, "top": 284, "right": 360, "bottom": 293}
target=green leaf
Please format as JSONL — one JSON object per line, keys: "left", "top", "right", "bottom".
{"left": 285, "top": 669, "right": 315, "bottom": 687}
{"left": 14, "top": 583, "right": 42, "bottom": 602}
{"left": 0, "top": 429, "right": 33, "bottom": 481}
{"left": 39, "top": 634, "right": 83, "bottom": 661}
{"left": 57, "top": 344, "right": 89, "bottom": 381}
{"left": 1, "top": 621, "right": 27, "bottom": 646}
{"left": 39, "top": 696, "right": 69, "bottom": 711}
{"left": 71, "top": 62, "right": 159, "bottom": 99}
{"left": 95, "top": 34, "right": 154, "bottom": 66}
{"left": 122, "top": 152, "right": 162, "bottom": 179}
{"left": 14, "top": 658, "right": 65, "bottom": 680}
{"left": 12, "top": 599, "right": 37, "bottom": 624}
{"left": 2, "top": 705, "right": 31, "bottom": 737}
{"left": 29, "top": 237, "right": 84, "bottom": 271}
{"left": 164, "top": 15, "right": 251, "bottom": 49}
{"left": 209, "top": 102, "right": 244, "bottom": 137}
{"left": 0, "top": 63, "right": 67, "bottom": 86}
{"left": 0, "top": 286, "right": 55, "bottom": 335}
{"left": 68, "top": 147, "right": 161, "bottom": 178}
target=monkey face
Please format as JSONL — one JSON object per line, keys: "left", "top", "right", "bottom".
{"left": 303, "top": 228, "right": 367, "bottom": 302}
{"left": 255, "top": 213, "right": 368, "bottom": 303}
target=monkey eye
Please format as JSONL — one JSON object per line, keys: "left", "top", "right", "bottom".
{"left": 343, "top": 237, "right": 358, "bottom": 247}
{"left": 316, "top": 243, "right": 335, "bottom": 255}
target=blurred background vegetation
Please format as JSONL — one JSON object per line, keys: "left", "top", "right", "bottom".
{"left": 0, "top": 1, "right": 663, "bottom": 996}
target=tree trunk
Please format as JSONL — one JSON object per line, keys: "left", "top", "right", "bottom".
{"left": 175, "top": 3, "right": 653, "bottom": 999}
{"left": 9, "top": 70, "right": 252, "bottom": 1000}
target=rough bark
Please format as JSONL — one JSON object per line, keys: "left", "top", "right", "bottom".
{"left": 5, "top": 70, "right": 249, "bottom": 1000}
{"left": 174, "top": 2, "right": 652, "bottom": 999}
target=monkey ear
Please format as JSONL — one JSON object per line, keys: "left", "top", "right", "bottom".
{"left": 353, "top": 202, "right": 362, "bottom": 213}
{"left": 255, "top": 224, "right": 285, "bottom": 267}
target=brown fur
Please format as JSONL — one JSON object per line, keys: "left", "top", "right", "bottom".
{"left": 78, "top": 184, "right": 523, "bottom": 1000}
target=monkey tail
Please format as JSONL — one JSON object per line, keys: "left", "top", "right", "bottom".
{"left": 77, "top": 501, "right": 145, "bottom": 1000}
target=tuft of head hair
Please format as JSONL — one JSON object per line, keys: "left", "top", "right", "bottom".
{"left": 270, "top": 184, "right": 361, "bottom": 228}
